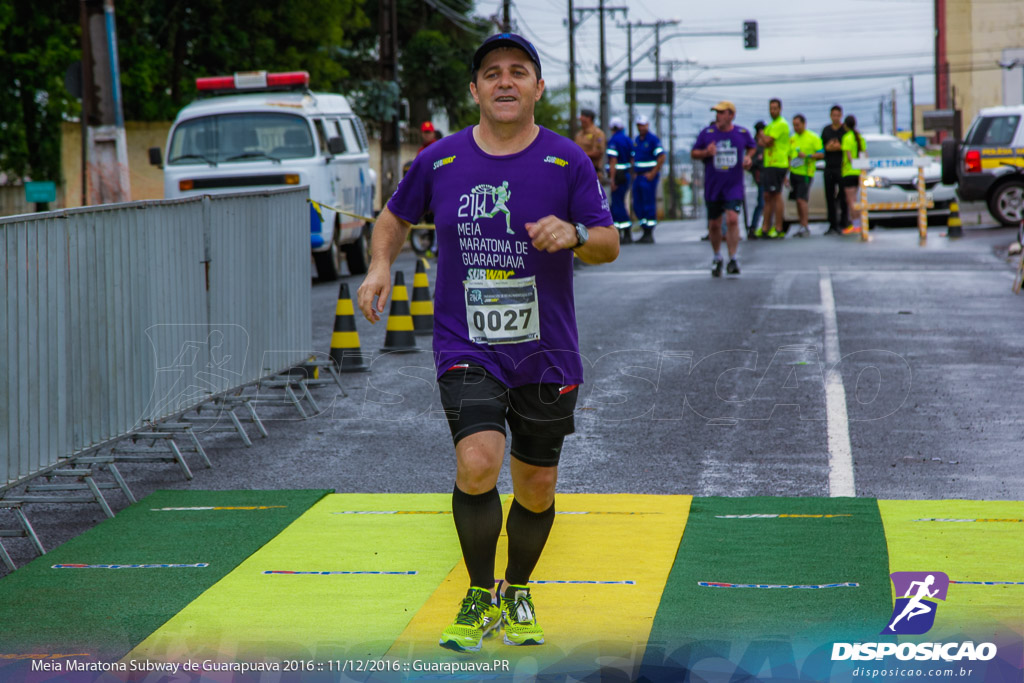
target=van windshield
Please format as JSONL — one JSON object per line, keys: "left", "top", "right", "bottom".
{"left": 168, "top": 113, "right": 315, "bottom": 165}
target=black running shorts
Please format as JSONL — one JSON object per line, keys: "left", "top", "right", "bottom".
{"left": 437, "top": 363, "right": 578, "bottom": 467}
{"left": 841, "top": 174, "right": 860, "bottom": 188}
{"left": 790, "top": 173, "right": 813, "bottom": 201}
{"left": 762, "top": 167, "right": 788, "bottom": 193}
{"left": 707, "top": 199, "right": 743, "bottom": 220}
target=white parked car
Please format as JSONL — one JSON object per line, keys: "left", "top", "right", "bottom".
{"left": 151, "top": 71, "right": 376, "bottom": 279}
{"left": 744, "top": 133, "right": 955, "bottom": 227}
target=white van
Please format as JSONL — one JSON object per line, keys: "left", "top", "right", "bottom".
{"left": 151, "top": 71, "right": 376, "bottom": 279}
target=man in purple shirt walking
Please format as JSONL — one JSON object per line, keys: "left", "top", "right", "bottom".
{"left": 691, "top": 101, "right": 756, "bottom": 277}
{"left": 357, "top": 33, "right": 618, "bottom": 653}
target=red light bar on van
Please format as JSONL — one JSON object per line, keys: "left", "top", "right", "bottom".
{"left": 195, "top": 71, "right": 310, "bottom": 93}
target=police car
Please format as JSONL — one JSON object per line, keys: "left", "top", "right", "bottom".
{"left": 150, "top": 71, "right": 376, "bottom": 279}
{"left": 942, "top": 105, "right": 1024, "bottom": 226}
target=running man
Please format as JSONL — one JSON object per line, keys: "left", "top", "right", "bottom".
{"left": 888, "top": 574, "right": 940, "bottom": 631}
{"left": 691, "top": 101, "right": 756, "bottom": 276}
{"left": 357, "top": 32, "right": 618, "bottom": 653}
{"left": 632, "top": 114, "right": 665, "bottom": 243}
{"left": 477, "top": 180, "right": 514, "bottom": 234}
{"left": 606, "top": 116, "right": 635, "bottom": 243}
{"left": 756, "top": 98, "right": 790, "bottom": 239}
{"left": 788, "top": 114, "right": 822, "bottom": 238}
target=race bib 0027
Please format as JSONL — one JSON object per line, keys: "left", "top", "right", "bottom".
{"left": 464, "top": 276, "right": 540, "bottom": 345}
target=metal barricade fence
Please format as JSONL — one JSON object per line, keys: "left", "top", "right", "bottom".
{"left": 1, "top": 188, "right": 312, "bottom": 489}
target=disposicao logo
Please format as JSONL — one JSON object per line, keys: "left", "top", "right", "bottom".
{"left": 883, "top": 571, "right": 949, "bottom": 635}
{"left": 831, "top": 570, "right": 998, "bottom": 663}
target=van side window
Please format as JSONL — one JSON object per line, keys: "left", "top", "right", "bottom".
{"left": 339, "top": 118, "right": 361, "bottom": 153}
{"left": 352, "top": 117, "right": 369, "bottom": 151}
{"left": 327, "top": 118, "right": 348, "bottom": 153}
{"left": 313, "top": 119, "right": 330, "bottom": 154}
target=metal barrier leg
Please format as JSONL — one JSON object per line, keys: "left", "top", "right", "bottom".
{"left": 299, "top": 380, "right": 321, "bottom": 414}
{"left": 105, "top": 463, "right": 137, "bottom": 505}
{"left": 284, "top": 384, "right": 309, "bottom": 419}
{"left": 0, "top": 540, "right": 15, "bottom": 572}
{"left": 167, "top": 439, "right": 194, "bottom": 480}
{"left": 15, "top": 505, "right": 45, "bottom": 555}
{"left": 184, "top": 429, "right": 213, "bottom": 469}
{"left": 84, "top": 476, "right": 116, "bottom": 519}
{"left": 227, "top": 409, "right": 253, "bottom": 447}
{"left": 246, "top": 401, "right": 269, "bottom": 438}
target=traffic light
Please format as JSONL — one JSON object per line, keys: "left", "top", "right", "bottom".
{"left": 743, "top": 20, "right": 758, "bottom": 49}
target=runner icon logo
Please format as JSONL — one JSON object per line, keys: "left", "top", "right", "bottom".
{"left": 882, "top": 571, "right": 949, "bottom": 635}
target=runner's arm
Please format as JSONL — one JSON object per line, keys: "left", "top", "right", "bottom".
{"left": 357, "top": 206, "right": 411, "bottom": 323}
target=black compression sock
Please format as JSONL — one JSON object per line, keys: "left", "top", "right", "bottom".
{"left": 504, "top": 498, "right": 555, "bottom": 586}
{"left": 451, "top": 484, "right": 502, "bottom": 589}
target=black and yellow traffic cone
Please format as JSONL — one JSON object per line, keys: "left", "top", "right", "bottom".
{"left": 380, "top": 271, "right": 418, "bottom": 352}
{"left": 329, "top": 282, "right": 369, "bottom": 373}
{"left": 411, "top": 258, "right": 434, "bottom": 336}
{"left": 947, "top": 201, "right": 963, "bottom": 238}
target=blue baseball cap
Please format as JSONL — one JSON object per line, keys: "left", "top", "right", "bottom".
{"left": 472, "top": 33, "right": 542, "bottom": 78}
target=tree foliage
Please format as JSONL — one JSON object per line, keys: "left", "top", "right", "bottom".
{"left": 116, "top": 0, "right": 369, "bottom": 121}
{"left": 0, "top": 0, "right": 547, "bottom": 183}
{"left": 0, "top": 0, "right": 80, "bottom": 182}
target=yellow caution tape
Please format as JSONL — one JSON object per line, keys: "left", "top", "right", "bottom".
{"left": 307, "top": 199, "right": 435, "bottom": 230}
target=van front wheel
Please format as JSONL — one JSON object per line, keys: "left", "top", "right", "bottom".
{"left": 344, "top": 223, "right": 372, "bottom": 275}
{"left": 314, "top": 229, "right": 344, "bottom": 281}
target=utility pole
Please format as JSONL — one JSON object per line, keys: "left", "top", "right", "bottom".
{"left": 379, "top": 0, "right": 400, "bottom": 201}
{"left": 909, "top": 75, "right": 916, "bottom": 141}
{"left": 666, "top": 61, "right": 679, "bottom": 219}
{"left": 625, "top": 22, "right": 633, "bottom": 136}
{"left": 574, "top": 4, "right": 627, "bottom": 136}
{"left": 598, "top": 0, "right": 608, "bottom": 137}
{"left": 891, "top": 88, "right": 898, "bottom": 135}
{"left": 502, "top": 0, "right": 511, "bottom": 32}
{"left": 568, "top": 0, "right": 577, "bottom": 138}
{"left": 629, "top": 20, "right": 679, "bottom": 140}
{"left": 81, "top": 0, "right": 131, "bottom": 205}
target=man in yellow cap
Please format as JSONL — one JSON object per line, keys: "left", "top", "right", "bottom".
{"left": 691, "top": 101, "right": 756, "bottom": 276}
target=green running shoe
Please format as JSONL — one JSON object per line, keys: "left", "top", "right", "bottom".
{"left": 439, "top": 587, "right": 500, "bottom": 652}
{"left": 501, "top": 584, "right": 544, "bottom": 646}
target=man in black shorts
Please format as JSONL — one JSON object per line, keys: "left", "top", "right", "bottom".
{"left": 756, "top": 98, "right": 790, "bottom": 239}
{"left": 357, "top": 32, "right": 618, "bottom": 652}
{"left": 820, "top": 105, "right": 847, "bottom": 235}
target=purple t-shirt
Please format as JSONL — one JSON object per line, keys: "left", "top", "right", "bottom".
{"left": 693, "top": 124, "right": 756, "bottom": 202}
{"left": 388, "top": 126, "right": 612, "bottom": 388}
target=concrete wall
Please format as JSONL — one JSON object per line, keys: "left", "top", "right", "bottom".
{"left": 946, "top": 1, "right": 1024, "bottom": 124}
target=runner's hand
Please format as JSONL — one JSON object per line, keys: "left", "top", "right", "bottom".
{"left": 357, "top": 266, "right": 392, "bottom": 323}
{"left": 706, "top": 141, "right": 717, "bottom": 157}
{"left": 526, "top": 215, "right": 573, "bottom": 253}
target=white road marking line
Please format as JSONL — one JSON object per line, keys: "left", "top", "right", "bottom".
{"left": 820, "top": 266, "right": 856, "bottom": 497}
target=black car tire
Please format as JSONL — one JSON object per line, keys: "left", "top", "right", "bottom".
{"left": 987, "top": 179, "right": 1024, "bottom": 227}
{"left": 313, "top": 228, "right": 343, "bottom": 281}
{"left": 344, "top": 223, "right": 372, "bottom": 275}
{"left": 941, "top": 139, "right": 959, "bottom": 187}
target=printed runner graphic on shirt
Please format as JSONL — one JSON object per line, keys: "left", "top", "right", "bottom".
{"left": 471, "top": 182, "right": 514, "bottom": 234}
{"left": 457, "top": 180, "right": 528, "bottom": 281}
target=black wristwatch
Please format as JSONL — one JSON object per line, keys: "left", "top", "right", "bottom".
{"left": 573, "top": 222, "right": 589, "bottom": 249}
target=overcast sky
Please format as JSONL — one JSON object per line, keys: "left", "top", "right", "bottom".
{"left": 488, "top": 0, "right": 937, "bottom": 144}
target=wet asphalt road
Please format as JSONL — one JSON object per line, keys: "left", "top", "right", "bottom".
{"left": 2, "top": 206, "right": 1022, "bottom": 574}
